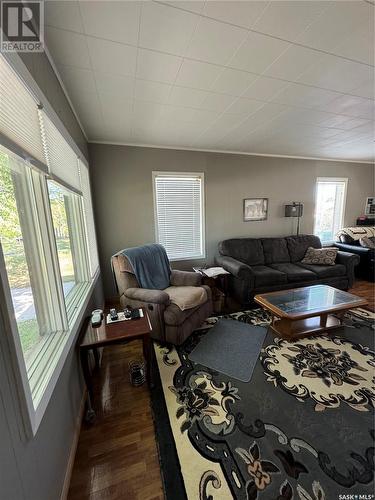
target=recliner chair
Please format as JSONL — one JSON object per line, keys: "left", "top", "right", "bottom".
{"left": 111, "top": 251, "right": 212, "bottom": 345}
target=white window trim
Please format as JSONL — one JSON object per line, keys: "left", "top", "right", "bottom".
{"left": 313, "top": 177, "right": 348, "bottom": 244}
{"left": 152, "top": 171, "right": 206, "bottom": 261}
{"left": 0, "top": 50, "right": 100, "bottom": 437}
{"left": 0, "top": 240, "right": 99, "bottom": 436}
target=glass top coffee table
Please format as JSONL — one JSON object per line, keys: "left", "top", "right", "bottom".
{"left": 255, "top": 285, "right": 367, "bottom": 339}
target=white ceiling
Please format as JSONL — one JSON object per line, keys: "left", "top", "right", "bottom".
{"left": 44, "top": 0, "right": 375, "bottom": 162}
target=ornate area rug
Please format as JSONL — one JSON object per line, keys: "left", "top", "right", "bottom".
{"left": 151, "top": 309, "right": 375, "bottom": 500}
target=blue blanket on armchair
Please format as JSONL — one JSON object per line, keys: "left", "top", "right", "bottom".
{"left": 114, "top": 244, "right": 171, "bottom": 290}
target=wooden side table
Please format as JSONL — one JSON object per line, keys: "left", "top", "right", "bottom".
{"left": 79, "top": 307, "right": 153, "bottom": 421}
{"left": 193, "top": 268, "right": 230, "bottom": 313}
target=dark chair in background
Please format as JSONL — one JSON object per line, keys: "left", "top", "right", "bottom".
{"left": 335, "top": 227, "right": 375, "bottom": 282}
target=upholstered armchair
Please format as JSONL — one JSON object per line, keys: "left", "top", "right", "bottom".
{"left": 111, "top": 253, "right": 212, "bottom": 345}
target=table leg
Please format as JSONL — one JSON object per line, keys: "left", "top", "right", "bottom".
{"left": 80, "top": 348, "right": 96, "bottom": 421}
{"left": 271, "top": 316, "right": 293, "bottom": 339}
{"left": 93, "top": 347, "right": 100, "bottom": 370}
{"left": 142, "top": 334, "right": 153, "bottom": 389}
{"left": 335, "top": 311, "right": 346, "bottom": 324}
{"left": 320, "top": 313, "right": 328, "bottom": 327}
{"left": 219, "top": 274, "right": 229, "bottom": 312}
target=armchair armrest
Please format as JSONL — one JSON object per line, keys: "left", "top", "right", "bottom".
{"left": 125, "top": 288, "right": 170, "bottom": 305}
{"left": 215, "top": 255, "right": 253, "bottom": 280}
{"left": 170, "top": 269, "right": 202, "bottom": 286}
{"left": 336, "top": 251, "right": 360, "bottom": 288}
{"left": 335, "top": 243, "right": 371, "bottom": 257}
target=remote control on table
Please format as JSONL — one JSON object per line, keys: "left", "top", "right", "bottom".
{"left": 91, "top": 309, "right": 103, "bottom": 327}
{"left": 109, "top": 308, "right": 118, "bottom": 321}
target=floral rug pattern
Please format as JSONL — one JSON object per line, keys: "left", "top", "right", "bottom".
{"left": 262, "top": 336, "right": 375, "bottom": 412}
{"left": 153, "top": 308, "right": 375, "bottom": 500}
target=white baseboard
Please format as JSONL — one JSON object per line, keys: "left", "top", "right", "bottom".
{"left": 60, "top": 389, "right": 87, "bottom": 500}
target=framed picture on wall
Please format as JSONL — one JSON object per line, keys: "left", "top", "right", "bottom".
{"left": 243, "top": 198, "right": 268, "bottom": 221}
{"left": 365, "top": 197, "right": 375, "bottom": 215}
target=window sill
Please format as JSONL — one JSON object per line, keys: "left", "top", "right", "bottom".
{"left": 66, "top": 281, "right": 91, "bottom": 324}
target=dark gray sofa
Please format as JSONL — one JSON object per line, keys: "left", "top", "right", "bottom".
{"left": 215, "top": 235, "right": 360, "bottom": 305}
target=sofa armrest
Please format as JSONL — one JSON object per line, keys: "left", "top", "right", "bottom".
{"left": 215, "top": 255, "right": 253, "bottom": 280}
{"left": 335, "top": 242, "right": 372, "bottom": 257}
{"left": 125, "top": 288, "right": 170, "bottom": 305}
{"left": 336, "top": 251, "right": 360, "bottom": 288}
{"left": 170, "top": 269, "right": 202, "bottom": 286}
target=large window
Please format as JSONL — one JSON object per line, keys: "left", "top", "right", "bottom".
{"left": 0, "top": 149, "right": 54, "bottom": 367}
{"left": 49, "top": 181, "right": 78, "bottom": 297}
{"left": 153, "top": 172, "right": 205, "bottom": 260}
{"left": 314, "top": 177, "right": 347, "bottom": 243}
{"left": 0, "top": 54, "right": 99, "bottom": 432}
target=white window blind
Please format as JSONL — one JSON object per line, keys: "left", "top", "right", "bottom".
{"left": 80, "top": 161, "right": 99, "bottom": 276}
{"left": 153, "top": 172, "right": 205, "bottom": 260}
{"left": 0, "top": 54, "right": 45, "bottom": 166}
{"left": 39, "top": 110, "right": 81, "bottom": 193}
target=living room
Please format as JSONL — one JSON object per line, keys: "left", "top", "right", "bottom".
{"left": 0, "top": 1, "right": 374, "bottom": 500}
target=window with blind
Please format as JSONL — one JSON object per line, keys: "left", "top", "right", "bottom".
{"left": 0, "top": 54, "right": 100, "bottom": 432}
{"left": 153, "top": 172, "right": 205, "bottom": 260}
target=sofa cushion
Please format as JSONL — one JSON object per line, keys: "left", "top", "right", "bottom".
{"left": 219, "top": 238, "right": 264, "bottom": 265}
{"left": 164, "top": 302, "right": 204, "bottom": 326}
{"left": 261, "top": 238, "right": 290, "bottom": 264}
{"left": 164, "top": 286, "right": 207, "bottom": 311}
{"left": 297, "top": 263, "right": 346, "bottom": 279}
{"left": 286, "top": 235, "right": 321, "bottom": 262}
{"left": 301, "top": 247, "right": 338, "bottom": 266}
{"left": 270, "top": 263, "right": 318, "bottom": 282}
{"left": 251, "top": 265, "right": 287, "bottom": 288}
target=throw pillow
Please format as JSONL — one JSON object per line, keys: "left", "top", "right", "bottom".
{"left": 301, "top": 247, "right": 338, "bottom": 266}
{"left": 359, "top": 236, "right": 375, "bottom": 249}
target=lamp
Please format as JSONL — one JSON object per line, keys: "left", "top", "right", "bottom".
{"left": 285, "top": 202, "right": 303, "bottom": 235}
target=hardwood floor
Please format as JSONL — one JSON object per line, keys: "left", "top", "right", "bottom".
{"left": 350, "top": 279, "right": 374, "bottom": 311}
{"left": 68, "top": 279, "right": 374, "bottom": 500}
{"left": 67, "top": 340, "right": 164, "bottom": 500}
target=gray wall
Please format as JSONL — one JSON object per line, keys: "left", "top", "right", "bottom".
{"left": 0, "top": 52, "right": 103, "bottom": 500}
{"left": 89, "top": 144, "right": 374, "bottom": 298}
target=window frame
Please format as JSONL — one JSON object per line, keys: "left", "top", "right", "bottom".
{"left": 0, "top": 149, "right": 99, "bottom": 434}
{"left": 152, "top": 171, "right": 206, "bottom": 261}
{"left": 0, "top": 52, "right": 101, "bottom": 437}
{"left": 0, "top": 245, "right": 99, "bottom": 436}
{"left": 47, "top": 179, "right": 91, "bottom": 323}
{"left": 313, "top": 177, "right": 348, "bottom": 244}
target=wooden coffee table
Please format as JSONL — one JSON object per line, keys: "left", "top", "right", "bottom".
{"left": 255, "top": 285, "right": 367, "bottom": 339}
